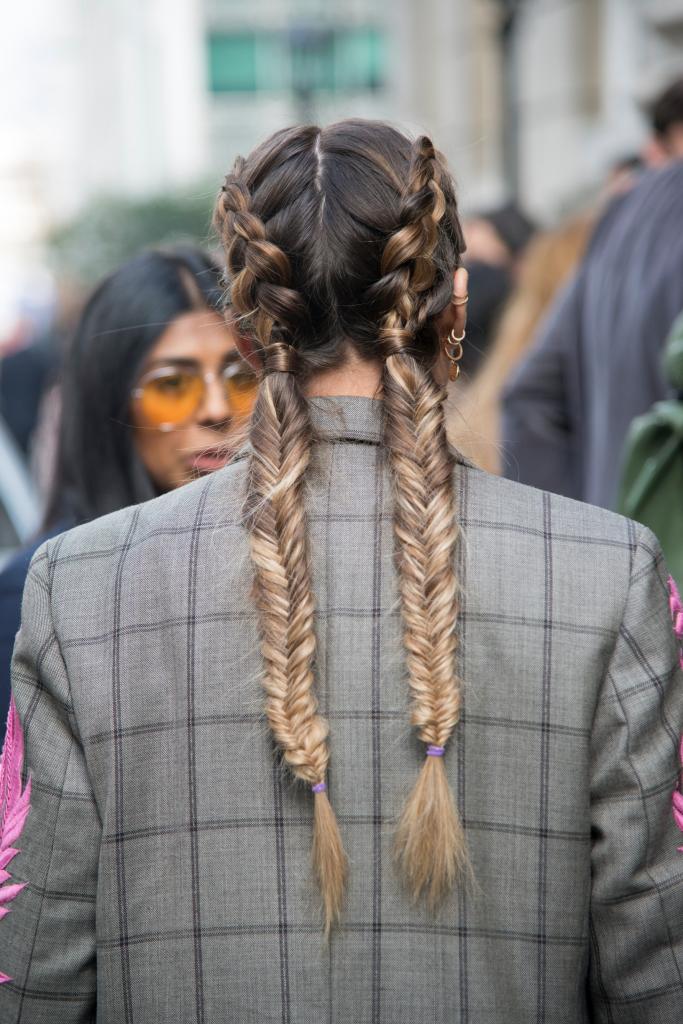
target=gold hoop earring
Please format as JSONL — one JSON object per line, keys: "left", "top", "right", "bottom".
{"left": 444, "top": 327, "right": 465, "bottom": 382}
{"left": 451, "top": 294, "right": 469, "bottom": 307}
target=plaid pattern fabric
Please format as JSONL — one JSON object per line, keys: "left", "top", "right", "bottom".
{"left": 2, "top": 396, "right": 682, "bottom": 1023}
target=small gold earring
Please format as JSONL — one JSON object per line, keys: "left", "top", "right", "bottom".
{"left": 451, "top": 293, "right": 469, "bottom": 307}
{"left": 444, "top": 327, "right": 465, "bottom": 382}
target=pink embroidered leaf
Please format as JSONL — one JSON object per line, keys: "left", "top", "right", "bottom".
{"left": 668, "top": 575, "right": 683, "bottom": 621}
{"left": 676, "top": 734, "right": 683, "bottom": 852}
{"left": 0, "top": 848, "right": 19, "bottom": 872}
{"left": 0, "top": 696, "right": 32, "bottom": 984}
{"left": 667, "top": 576, "right": 683, "bottom": 670}
{"left": 0, "top": 881, "right": 27, "bottom": 904}
{"left": 674, "top": 790, "right": 683, "bottom": 853}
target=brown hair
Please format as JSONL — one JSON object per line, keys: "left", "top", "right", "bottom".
{"left": 648, "top": 76, "right": 683, "bottom": 139}
{"left": 214, "top": 121, "right": 468, "bottom": 930}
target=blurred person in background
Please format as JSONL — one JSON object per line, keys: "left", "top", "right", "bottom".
{"left": 461, "top": 201, "right": 536, "bottom": 377}
{"left": 451, "top": 73, "right": 683, "bottom": 479}
{"left": 0, "top": 277, "right": 78, "bottom": 462}
{"left": 642, "top": 74, "right": 683, "bottom": 168}
{"left": 449, "top": 212, "right": 592, "bottom": 472}
{"left": 0, "top": 335, "right": 58, "bottom": 458}
{"left": 501, "top": 159, "right": 683, "bottom": 507}
{"left": 0, "top": 245, "right": 257, "bottom": 738}
{"left": 2, "top": 120, "right": 681, "bottom": 1023}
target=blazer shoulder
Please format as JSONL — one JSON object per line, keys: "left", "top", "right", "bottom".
{"left": 458, "top": 463, "right": 643, "bottom": 564}
{"left": 455, "top": 467, "right": 662, "bottom": 646}
{"left": 41, "top": 458, "right": 249, "bottom": 568}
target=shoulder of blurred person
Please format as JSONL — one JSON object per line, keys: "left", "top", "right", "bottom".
{"left": 501, "top": 160, "right": 683, "bottom": 507}
{"left": 0, "top": 523, "right": 68, "bottom": 742}
{"left": 0, "top": 333, "right": 60, "bottom": 456}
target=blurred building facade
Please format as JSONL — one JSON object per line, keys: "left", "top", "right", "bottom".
{"left": 396, "top": 0, "right": 683, "bottom": 218}
{"left": 2, "top": 0, "right": 683, "bottom": 328}
{"left": 511, "top": 0, "right": 683, "bottom": 217}
{"left": 204, "top": 0, "right": 388, "bottom": 172}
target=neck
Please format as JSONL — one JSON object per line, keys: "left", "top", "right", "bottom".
{"left": 306, "top": 348, "right": 383, "bottom": 399}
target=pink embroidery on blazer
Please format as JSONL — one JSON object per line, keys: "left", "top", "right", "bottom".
{"left": 671, "top": 578, "right": 683, "bottom": 849}
{"left": 668, "top": 575, "right": 683, "bottom": 670}
{"left": 0, "top": 696, "right": 32, "bottom": 983}
{"left": 675, "top": 735, "right": 683, "bottom": 853}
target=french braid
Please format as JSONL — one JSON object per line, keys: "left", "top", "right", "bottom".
{"left": 379, "top": 138, "right": 470, "bottom": 907}
{"left": 216, "top": 162, "right": 347, "bottom": 933}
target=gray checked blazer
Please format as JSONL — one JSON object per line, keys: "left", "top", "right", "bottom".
{"left": 2, "top": 396, "right": 683, "bottom": 1023}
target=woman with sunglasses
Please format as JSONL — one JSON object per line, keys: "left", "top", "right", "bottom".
{"left": 2, "top": 124, "right": 682, "bottom": 1022}
{"left": 0, "top": 245, "right": 257, "bottom": 738}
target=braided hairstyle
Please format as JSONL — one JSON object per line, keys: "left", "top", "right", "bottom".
{"left": 214, "top": 121, "right": 468, "bottom": 930}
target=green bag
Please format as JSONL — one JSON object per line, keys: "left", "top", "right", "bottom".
{"left": 617, "top": 312, "right": 683, "bottom": 591}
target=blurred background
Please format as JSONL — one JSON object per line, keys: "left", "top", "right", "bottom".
{"left": 1, "top": 0, "right": 683, "bottom": 564}
{"left": 4, "top": 1, "right": 683, "bottom": 301}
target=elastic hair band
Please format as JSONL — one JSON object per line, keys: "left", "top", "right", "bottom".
{"left": 312, "top": 781, "right": 327, "bottom": 793}
{"left": 378, "top": 333, "right": 413, "bottom": 361}
{"left": 426, "top": 745, "right": 445, "bottom": 757}
{"left": 262, "top": 341, "right": 298, "bottom": 376}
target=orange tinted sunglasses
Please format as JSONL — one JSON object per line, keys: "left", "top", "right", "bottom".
{"left": 132, "top": 360, "right": 258, "bottom": 431}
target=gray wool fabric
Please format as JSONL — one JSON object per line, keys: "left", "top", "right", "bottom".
{"left": 2, "top": 396, "right": 682, "bottom": 1023}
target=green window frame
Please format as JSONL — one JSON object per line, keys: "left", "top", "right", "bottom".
{"left": 207, "top": 26, "right": 386, "bottom": 95}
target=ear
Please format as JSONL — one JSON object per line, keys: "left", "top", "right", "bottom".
{"left": 435, "top": 267, "right": 469, "bottom": 336}
{"left": 229, "top": 319, "right": 262, "bottom": 372}
{"left": 433, "top": 268, "right": 469, "bottom": 386}
{"left": 450, "top": 266, "right": 469, "bottom": 337}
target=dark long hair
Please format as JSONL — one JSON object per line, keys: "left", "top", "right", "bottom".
{"left": 214, "top": 121, "right": 468, "bottom": 931}
{"left": 45, "top": 246, "right": 224, "bottom": 527}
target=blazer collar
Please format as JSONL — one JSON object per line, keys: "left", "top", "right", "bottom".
{"left": 308, "top": 396, "right": 384, "bottom": 445}
{"left": 307, "top": 395, "right": 473, "bottom": 468}
{"left": 235, "top": 394, "right": 471, "bottom": 464}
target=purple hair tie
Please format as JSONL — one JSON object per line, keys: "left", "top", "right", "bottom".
{"left": 312, "top": 781, "right": 327, "bottom": 794}
{"left": 426, "top": 745, "right": 445, "bottom": 757}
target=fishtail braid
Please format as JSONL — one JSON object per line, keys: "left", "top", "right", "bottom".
{"left": 379, "top": 137, "right": 470, "bottom": 907}
{"left": 215, "top": 158, "right": 347, "bottom": 933}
